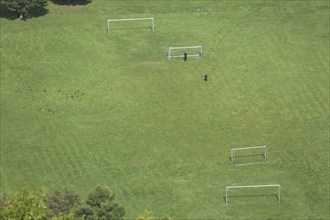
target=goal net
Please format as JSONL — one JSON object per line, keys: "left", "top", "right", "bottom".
{"left": 107, "top": 18, "right": 154, "bottom": 35}
{"left": 168, "top": 46, "right": 202, "bottom": 60}
{"left": 231, "top": 146, "right": 268, "bottom": 165}
{"left": 225, "top": 184, "right": 281, "bottom": 203}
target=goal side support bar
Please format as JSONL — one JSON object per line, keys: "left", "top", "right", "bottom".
{"left": 225, "top": 184, "right": 281, "bottom": 203}
{"left": 231, "top": 146, "right": 268, "bottom": 164}
{"left": 107, "top": 18, "right": 154, "bottom": 35}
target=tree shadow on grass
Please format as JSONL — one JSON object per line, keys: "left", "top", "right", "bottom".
{"left": 28, "top": 6, "right": 49, "bottom": 19}
{"left": 51, "top": 0, "right": 91, "bottom": 5}
{"left": 0, "top": 6, "right": 49, "bottom": 20}
{"left": 0, "top": 8, "right": 18, "bottom": 20}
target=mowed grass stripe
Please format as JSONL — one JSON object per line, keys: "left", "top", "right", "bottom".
{"left": 1, "top": 0, "right": 329, "bottom": 218}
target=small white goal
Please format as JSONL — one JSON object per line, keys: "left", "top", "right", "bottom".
{"left": 225, "top": 184, "right": 281, "bottom": 203}
{"left": 231, "top": 146, "right": 269, "bottom": 166}
{"left": 107, "top": 18, "right": 154, "bottom": 35}
{"left": 168, "top": 46, "right": 202, "bottom": 60}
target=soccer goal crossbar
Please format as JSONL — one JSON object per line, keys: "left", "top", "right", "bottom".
{"left": 225, "top": 184, "right": 281, "bottom": 203}
{"left": 107, "top": 18, "right": 154, "bottom": 35}
{"left": 168, "top": 46, "right": 202, "bottom": 60}
{"left": 231, "top": 146, "right": 268, "bottom": 165}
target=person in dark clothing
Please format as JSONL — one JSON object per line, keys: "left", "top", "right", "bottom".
{"left": 183, "top": 52, "right": 187, "bottom": 61}
{"left": 204, "top": 74, "right": 208, "bottom": 82}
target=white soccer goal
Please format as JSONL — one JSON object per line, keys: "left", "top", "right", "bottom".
{"left": 225, "top": 184, "right": 281, "bottom": 203}
{"left": 231, "top": 146, "right": 268, "bottom": 166}
{"left": 107, "top": 18, "right": 154, "bottom": 35}
{"left": 168, "top": 46, "right": 202, "bottom": 60}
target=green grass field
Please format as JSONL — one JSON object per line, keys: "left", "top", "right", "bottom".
{"left": 1, "top": 0, "right": 329, "bottom": 219}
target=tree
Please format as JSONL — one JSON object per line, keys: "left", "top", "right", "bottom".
{"left": 136, "top": 210, "right": 155, "bottom": 220}
{"left": 50, "top": 212, "right": 83, "bottom": 220}
{"left": 75, "top": 205, "right": 95, "bottom": 220}
{"left": 0, "top": 194, "right": 8, "bottom": 210}
{"left": 0, "top": 0, "right": 48, "bottom": 19}
{"left": 136, "top": 210, "right": 174, "bottom": 220}
{"left": 75, "top": 186, "right": 125, "bottom": 220}
{"left": 45, "top": 190, "right": 81, "bottom": 218}
{"left": 162, "top": 216, "right": 174, "bottom": 220}
{"left": 0, "top": 188, "right": 47, "bottom": 220}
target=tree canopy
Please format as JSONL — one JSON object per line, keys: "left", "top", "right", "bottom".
{"left": 0, "top": 186, "right": 172, "bottom": 219}
{"left": 46, "top": 190, "right": 81, "bottom": 218}
{"left": 0, "top": 186, "right": 125, "bottom": 220}
{"left": 136, "top": 210, "right": 155, "bottom": 220}
{"left": 136, "top": 210, "right": 174, "bottom": 220}
{"left": 0, "top": 188, "right": 47, "bottom": 220}
{"left": 75, "top": 186, "right": 125, "bottom": 220}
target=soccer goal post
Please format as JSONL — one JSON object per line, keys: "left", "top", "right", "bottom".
{"left": 168, "top": 46, "right": 202, "bottom": 60}
{"left": 231, "top": 146, "right": 268, "bottom": 165}
{"left": 225, "top": 184, "right": 281, "bottom": 203}
{"left": 107, "top": 18, "right": 154, "bottom": 35}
